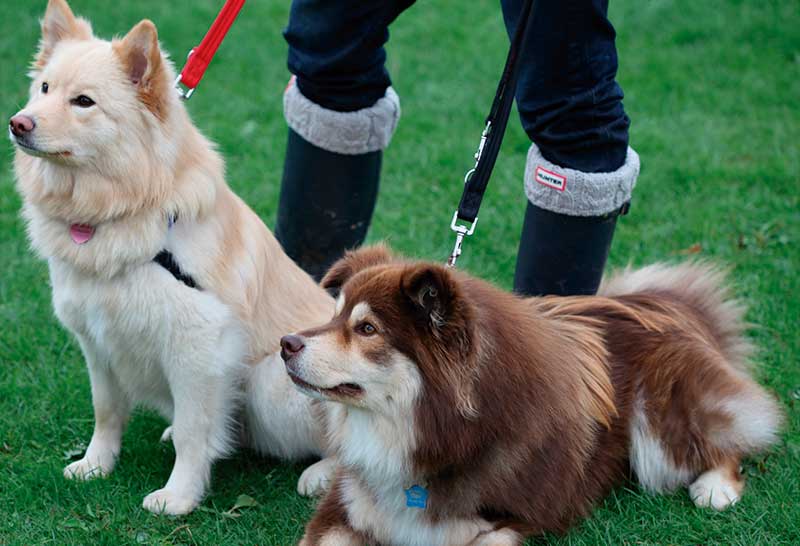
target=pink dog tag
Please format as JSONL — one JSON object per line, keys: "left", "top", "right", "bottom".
{"left": 70, "top": 223, "right": 95, "bottom": 245}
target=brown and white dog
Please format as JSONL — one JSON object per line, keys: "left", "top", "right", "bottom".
{"left": 280, "top": 245, "right": 783, "bottom": 546}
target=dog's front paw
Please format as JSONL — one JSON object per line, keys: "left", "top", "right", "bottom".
{"left": 63, "top": 455, "right": 115, "bottom": 480}
{"left": 689, "top": 469, "right": 742, "bottom": 511}
{"left": 142, "top": 488, "right": 199, "bottom": 516}
{"left": 297, "top": 457, "right": 336, "bottom": 497}
{"left": 469, "top": 528, "right": 522, "bottom": 546}
{"left": 160, "top": 426, "right": 173, "bottom": 443}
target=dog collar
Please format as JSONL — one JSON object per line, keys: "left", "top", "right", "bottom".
{"left": 69, "top": 212, "right": 176, "bottom": 246}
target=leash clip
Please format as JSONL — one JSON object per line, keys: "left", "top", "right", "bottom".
{"left": 175, "top": 49, "right": 197, "bottom": 100}
{"left": 448, "top": 121, "right": 489, "bottom": 267}
{"left": 174, "top": 75, "right": 196, "bottom": 100}
{"left": 447, "top": 211, "right": 478, "bottom": 267}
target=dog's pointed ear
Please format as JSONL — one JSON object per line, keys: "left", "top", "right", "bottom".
{"left": 114, "top": 20, "right": 169, "bottom": 119}
{"left": 400, "top": 264, "right": 456, "bottom": 328}
{"left": 321, "top": 244, "right": 394, "bottom": 294}
{"left": 36, "top": 0, "right": 93, "bottom": 68}
{"left": 116, "top": 20, "right": 162, "bottom": 87}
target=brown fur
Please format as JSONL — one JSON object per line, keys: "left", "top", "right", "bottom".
{"left": 300, "top": 247, "right": 783, "bottom": 544}
{"left": 321, "top": 243, "right": 395, "bottom": 295}
{"left": 302, "top": 473, "right": 373, "bottom": 546}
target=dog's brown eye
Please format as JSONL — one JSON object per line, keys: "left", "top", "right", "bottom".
{"left": 71, "top": 95, "right": 95, "bottom": 108}
{"left": 356, "top": 322, "right": 377, "bottom": 336}
{"left": 41, "top": 82, "right": 48, "bottom": 94}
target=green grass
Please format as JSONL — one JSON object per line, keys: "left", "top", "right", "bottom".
{"left": 1, "top": 0, "right": 798, "bottom": 544}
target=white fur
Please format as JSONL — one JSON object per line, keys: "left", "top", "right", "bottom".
{"left": 297, "top": 457, "right": 337, "bottom": 497}
{"left": 469, "top": 529, "right": 522, "bottom": 546}
{"left": 349, "top": 302, "right": 371, "bottom": 325}
{"left": 335, "top": 294, "right": 346, "bottom": 315}
{"left": 709, "top": 385, "right": 783, "bottom": 453}
{"left": 243, "top": 353, "right": 324, "bottom": 460}
{"left": 341, "top": 472, "right": 493, "bottom": 546}
{"left": 290, "top": 332, "right": 421, "bottom": 414}
{"left": 629, "top": 396, "right": 693, "bottom": 493}
{"left": 689, "top": 469, "right": 741, "bottom": 510}
{"left": 53, "top": 257, "right": 247, "bottom": 514}
{"left": 160, "top": 426, "right": 173, "bottom": 443}
{"left": 317, "top": 529, "right": 361, "bottom": 546}
{"left": 328, "top": 402, "right": 415, "bottom": 487}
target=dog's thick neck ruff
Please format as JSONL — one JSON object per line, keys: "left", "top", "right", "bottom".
{"left": 67, "top": 199, "right": 176, "bottom": 246}
{"left": 62, "top": 211, "right": 199, "bottom": 289}
{"left": 13, "top": 16, "right": 221, "bottom": 280}
{"left": 15, "top": 98, "right": 220, "bottom": 280}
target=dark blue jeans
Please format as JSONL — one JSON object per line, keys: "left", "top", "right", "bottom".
{"left": 285, "top": 0, "right": 629, "bottom": 173}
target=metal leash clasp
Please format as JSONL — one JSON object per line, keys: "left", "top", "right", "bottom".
{"left": 446, "top": 121, "right": 489, "bottom": 267}
{"left": 447, "top": 212, "right": 478, "bottom": 267}
{"left": 174, "top": 75, "right": 195, "bottom": 100}
{"left": 174, "top": 49, "right": 196, "bottom": 100}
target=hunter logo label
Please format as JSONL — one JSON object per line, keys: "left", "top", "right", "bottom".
{"left": 535, "top": 166, "right": 567, "bottom": 192}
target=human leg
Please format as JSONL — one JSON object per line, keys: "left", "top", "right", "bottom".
{"left": 276, "top": 0, "right": 413, "bottom": 280}
{"left": 501, "top": 0, "right": 639, "bottom": 295}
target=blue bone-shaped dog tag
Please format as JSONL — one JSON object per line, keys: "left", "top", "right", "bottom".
{"left": 404, "top": 484, "right": 428, "bottom": 509}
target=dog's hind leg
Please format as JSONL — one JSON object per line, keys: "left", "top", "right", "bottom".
{"left": 64, "top": 337, "right": 130, "bottom": 480}
{"left": 689, "top": 457, "right": 744, "bottom": 511}
{"left": 686, "top": 375, "right": 781, "bottom": 511}
{"left": 633, "top": 335, "right": 782, "bottom": 510}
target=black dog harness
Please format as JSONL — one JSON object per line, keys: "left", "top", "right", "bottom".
{"left": 153, "top": 249, "right": 200, "bottom": 289}
{"left": 153, "top": 214, "right": 201, "bottom": 290}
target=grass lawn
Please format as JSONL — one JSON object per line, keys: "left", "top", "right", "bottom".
{"left": 1, "top": 0, "right": 798, "bottom": 544}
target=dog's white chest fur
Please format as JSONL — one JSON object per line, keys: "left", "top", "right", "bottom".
{"left": 331, "top": 406, "right": 490, "bottom": 546}
{"left": 49, "top": 256, "right": 244, "bottom": 417}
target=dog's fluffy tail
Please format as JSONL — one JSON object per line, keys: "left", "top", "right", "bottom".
{"left": 599, "top": 262, "right": 783, "bottom": 454}
{"left": 599, "top": 261, "right": 753, "bottom": 370}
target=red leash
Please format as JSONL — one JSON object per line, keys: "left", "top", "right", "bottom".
{"left": 175, "top": 0, "right": 246, "bottom": 99}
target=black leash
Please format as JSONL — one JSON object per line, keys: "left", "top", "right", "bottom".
{"left": 448, "top": 0, "right": 535, "bottom": 267}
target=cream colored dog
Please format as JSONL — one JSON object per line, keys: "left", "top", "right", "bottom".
{"left": 10, "top": 0, "right": 336, "bottom": 515}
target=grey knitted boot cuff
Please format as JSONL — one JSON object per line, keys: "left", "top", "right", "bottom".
{"left": 523, "top": 144, "right": 640, "bottom": 216}
{"left": 283, "top": 77, "right": 401, "bottom": 155}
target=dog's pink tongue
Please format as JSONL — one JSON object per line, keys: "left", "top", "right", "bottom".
{"left": 69, "top": 223, "right": 95, "bottom": 245}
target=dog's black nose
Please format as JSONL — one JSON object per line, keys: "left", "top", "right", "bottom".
{"left": 9, "top": 114, "right": 35, "bottom": 137}
{"left": 280, "top": 334, "right": 305, "bottom": 361}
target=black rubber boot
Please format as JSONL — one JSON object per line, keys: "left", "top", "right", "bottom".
{"left": 275, "top": 128, "right": 382, "bottom": 281}
{"left": 513, "top": 202, "right": 628, "bottom": 297}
